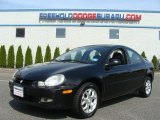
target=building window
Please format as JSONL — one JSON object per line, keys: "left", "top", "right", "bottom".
{"left": 109, "top": 29, "right": 119, "bottom": 39}
{"left": 16, "top": 28, "right": 25, "bottom": 38}
{"left": 56, "top": 28, "right": 66, "bottom": 38}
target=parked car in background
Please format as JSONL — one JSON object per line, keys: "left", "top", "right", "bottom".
{"left": 9, "top": 45, "right": 154, "bottom": 118}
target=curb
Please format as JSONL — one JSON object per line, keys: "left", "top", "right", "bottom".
{"left": 0, "top": 68, "right": 17, "bottom": 72}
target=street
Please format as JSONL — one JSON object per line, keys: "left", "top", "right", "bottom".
{"left": 0, "top": 69, "right": 160, "bottom": 120}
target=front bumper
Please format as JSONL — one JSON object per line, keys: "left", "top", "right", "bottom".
{"left": 9, "top": 81, "right": 75, "bottom": 109}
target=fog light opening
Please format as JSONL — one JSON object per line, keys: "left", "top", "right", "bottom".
{"left": 38, "top": 81, "right": 45, "bottom": 87}
{"left": 40, "top": 98, "right": 53, "bottom": 103}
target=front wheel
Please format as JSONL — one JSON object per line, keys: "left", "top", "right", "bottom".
{"left": 72, "top": 82, "right": 100, "bottom": 118}
{"left": 139, "top": 77, "right": 152, "bottom": 97}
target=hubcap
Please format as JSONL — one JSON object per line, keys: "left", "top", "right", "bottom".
{"left": 81, "top": 88, "right": 98, "bottom": 114}
{"left": 145, "top": 80, "right": 151, "bottom": 95}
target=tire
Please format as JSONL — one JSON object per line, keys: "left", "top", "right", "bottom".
{"left": 72, "top": 82, "right": 100, "bottom": 118}
{"left": 139, "top": 77, "right": 152, "bottom": 97}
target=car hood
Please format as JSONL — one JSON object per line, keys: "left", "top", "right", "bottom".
{"left": 15, "top": 62, "right": 93, "bottom": 81}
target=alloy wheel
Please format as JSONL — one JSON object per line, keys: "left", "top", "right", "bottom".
{"left": 81, "top": 88, "right": 98, "bottom": 114}
{"left": 145, "top": 80, "right": 152, "bottom": 95}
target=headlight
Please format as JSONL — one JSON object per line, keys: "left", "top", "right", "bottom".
{"left": 44, "top": 74, "right": 65, "bottom": 87}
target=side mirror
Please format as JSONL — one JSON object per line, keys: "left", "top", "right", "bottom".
{"left": 110, "top": 59, "right": 122, "bottom": 66}
{"left": 105, "top": 59, "right": 121, "bottom": 68}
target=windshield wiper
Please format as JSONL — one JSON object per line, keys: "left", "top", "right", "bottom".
{"left": 50, "top": 59, "right": 59, "bottom": 63}
{"left": 57, "top": 60, "right": 88, "bottom": 64}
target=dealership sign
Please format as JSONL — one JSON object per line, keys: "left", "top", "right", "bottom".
{"left": 39, "top": 12, "right": 142, "bottom": 21}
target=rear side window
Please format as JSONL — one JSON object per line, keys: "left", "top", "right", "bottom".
{"left": 126, "top": 49, "right": 142, "bottom": 64}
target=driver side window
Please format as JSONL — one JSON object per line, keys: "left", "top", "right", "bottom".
{"left": 108, "top": 49, "right": 127, "bottom": 65}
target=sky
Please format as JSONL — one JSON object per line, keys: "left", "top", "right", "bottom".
{"left": 0, "top": 0, "right": 159, "bottom": 11}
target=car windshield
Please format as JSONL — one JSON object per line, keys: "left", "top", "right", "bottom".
{"left": 55, "top": 46, "right": 108, "bottom": 64}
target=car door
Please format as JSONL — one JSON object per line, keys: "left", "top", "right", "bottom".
{"left": 125, "top": 48, "right": 146, "bottom": 90}
{"left": 103, "top": 48, "right": 131, "bottom": 100}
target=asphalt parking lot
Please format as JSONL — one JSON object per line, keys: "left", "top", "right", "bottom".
{"left": 0, "top": 69, "right": 160, "bottom": 120}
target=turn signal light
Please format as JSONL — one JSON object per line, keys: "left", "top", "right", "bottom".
{"left": 62, "top": 90, "right": 73, "bottom": 94}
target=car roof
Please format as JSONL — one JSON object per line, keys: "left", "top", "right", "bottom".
{"left": 82, "top": 44, "right": 127, "bottom": 49}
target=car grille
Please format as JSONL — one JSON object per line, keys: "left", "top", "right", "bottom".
{"left": 14, "top": 78, "right": 35, "bottom": 86}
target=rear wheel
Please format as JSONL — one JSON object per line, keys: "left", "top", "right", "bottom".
{"left": 72, "top": 82, "right": 100, "bottom": 118}
{"left": 139, "top": 77, "right": 152, "bottom": 97}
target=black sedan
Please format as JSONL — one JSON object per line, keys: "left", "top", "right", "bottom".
{"left": 9, "top": 45, "right": 154, "bottom": 118}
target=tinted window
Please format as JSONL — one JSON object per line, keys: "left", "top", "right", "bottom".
{"left": 56, "top": 28, "right": 66, "bottom": 38}
{"left": 56, "top": 47, "right": 107, "bottom": 63}
{"left": 127, "top": 49, "right": 142, "bottom": 64}
{"left": 88, "top": 50, "right": 102, "bottom": 62}
{"left": 109, "top": 29, "right": 119, "bottom": 39}
{"left": 108, "top": 49, "right": 127, "bottom": 65}
{"left": 16, "top": 28, "right": 25, "bottom": 38}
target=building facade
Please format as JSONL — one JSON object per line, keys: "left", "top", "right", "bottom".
{"left": 0, "top": 9, "right": 160, "bottom": 61}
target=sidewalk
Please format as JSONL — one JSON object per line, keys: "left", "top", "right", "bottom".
{"left": 0, "top": 68, "right": 17, "bottom": 72}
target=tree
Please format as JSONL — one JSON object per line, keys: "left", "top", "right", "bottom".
{"left": 44, "top": 45, "right": 51, "bottom": 62}
{"left": 25, "top": 46, "right": 33, "bottom": 66}
{"left": 16, "top": 46, "right": 23, "bottom": 68}
{"left": 141, "top": 51, "right": 147, "bottom": 59}
{"left": 7, "top": 45, "right": 15, "bottom": 68}
{"left": 28, "top": 47, "right": 33, "bottom": 65}
{"left": 0, "top": 45, "right": 7, "bottom": 68}
{"left": 53, "top": 47, "right": 60, "bottom": 59}
{"left": 35, "top": 46, "right": 43, "bottom": 63}
{"left": 152, "top": 55, "right": 159, "bottom": 71}
{"left": 66, "top": 48, "right": 70, "bottom": 52}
